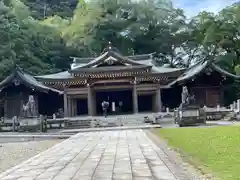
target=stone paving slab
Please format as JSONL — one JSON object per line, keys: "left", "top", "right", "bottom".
{"left": 0, "top": 130, "right": 178, "bottom": 180}
{"left": 0, "top": 134, "right": 71, "bottom": 138}
{"left": 60, "top": 124, "right": 161, "bottom": 134}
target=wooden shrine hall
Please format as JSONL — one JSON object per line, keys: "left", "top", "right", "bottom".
{"left": 0, "top": 43, "right": 237, "bottom": 118}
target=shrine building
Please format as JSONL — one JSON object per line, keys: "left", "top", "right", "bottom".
{"left": 0, "top": 43, "right": 237, "bottom": 118}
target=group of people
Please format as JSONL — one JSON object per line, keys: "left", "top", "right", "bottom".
{"left": 101, "top": 100, "right": 123, "bottom": 117}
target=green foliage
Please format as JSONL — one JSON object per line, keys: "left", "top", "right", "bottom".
{"left": 1, "top": 0, "right": 240, "bottom": 101}
{"left": 22, "top": 0, "right": 78, "bottom": 19}
{"left": 0, "top": 0, "right": 75, "bottom": 79}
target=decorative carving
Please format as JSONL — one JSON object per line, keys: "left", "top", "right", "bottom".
{"left": 205, "top": 67, "right": 213, "bottom": 75}
{"left": 12, "top": 79, "right": 20, "bottom": 86}
{"left": 104, "top": 57, "right": 115, "bottom": 65}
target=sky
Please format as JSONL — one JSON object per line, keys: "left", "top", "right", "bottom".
{"left": 172, "top": 0, "right": 239, "bottom": 17}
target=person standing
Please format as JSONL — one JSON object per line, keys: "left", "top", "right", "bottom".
{"left": 101, "top": 100, "right": 109, "bottom": 117}
{"left": 119, "top": 101, "right": 123, "bottom": 113}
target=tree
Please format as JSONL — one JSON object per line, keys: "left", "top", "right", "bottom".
{"left": 64, "top": 0, "right": 190, "bottom": 68}
{"left": 22, "top": 0, "right": 78, "bottom": 19}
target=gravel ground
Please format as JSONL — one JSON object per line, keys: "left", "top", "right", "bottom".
{"left": 0, "top": 139, "right": 63, "bottom": 173}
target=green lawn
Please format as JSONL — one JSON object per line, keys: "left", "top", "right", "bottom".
{"left": 153, "top": 126, "right": 240, "bottom": 180}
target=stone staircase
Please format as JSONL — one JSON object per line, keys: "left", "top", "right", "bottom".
{"left": 64, "top": 119, "right": 92, "bottom": 129}
{"left": 120, "top": 117, "right": 144, "bottom": 126}
{"left": 64, "top": 115, "right": 147, "bottom": 129}
{"left": 63, "top": 113, "right": 163, "bottom": 129}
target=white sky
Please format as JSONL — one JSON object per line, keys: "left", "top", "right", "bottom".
{"left": 172, "top": 0, "right": 239, "bottom": 17}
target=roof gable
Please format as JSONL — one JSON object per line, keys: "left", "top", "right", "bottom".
{"left": 168, "top": 60, "right": 240, "bottom": 86}
{"left": 0, "top": 66, "right": 62, "bottom": 94}
{"left": 70, "top": 42, "right": 152, "bottom": 72}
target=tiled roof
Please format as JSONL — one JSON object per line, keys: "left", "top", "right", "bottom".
{"left": 36, "top": 44, "right": 184, "bottom": 80}
{"left": 0, "top": 66, "right": 62, "bottom": 94}
{"left": 35, "top": 71, "right": 72, "bottom": 80}
{"left": 168, "top": 60, "right": 240, "bottom": 86}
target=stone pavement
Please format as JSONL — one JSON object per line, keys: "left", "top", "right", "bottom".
{"left": 0, "top": 130, "right": 185, "bottom": 180}
{"left": 60, "top": 124, "right": 161, "bottom": 134}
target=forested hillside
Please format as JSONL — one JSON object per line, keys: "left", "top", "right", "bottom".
{"left": 1, "top": 0, "right": 240, "bottom": 101}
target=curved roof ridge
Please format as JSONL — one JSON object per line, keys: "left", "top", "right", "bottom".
{"left": 212, "top": 63, "right": 240, "bottom": 79}
{"left": 0, "top": 67, "right": 62, "bottom": 94}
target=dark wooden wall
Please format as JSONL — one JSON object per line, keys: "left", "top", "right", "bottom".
{"left": 187, "top": 71, "right": 223, "bottom": 107}
{"left": 1, "top": 84, "right": 39, "bottom": 119}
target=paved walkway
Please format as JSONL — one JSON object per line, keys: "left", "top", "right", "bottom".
{"left": 60, "top": 124, "right": 161, "bottom": 134}
{"left": 0, "top": 130, "right": 181, "bottom": 180}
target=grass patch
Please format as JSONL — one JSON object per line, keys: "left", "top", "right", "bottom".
{"left": 153, "top": 126, "right": 240, "bottom": 180}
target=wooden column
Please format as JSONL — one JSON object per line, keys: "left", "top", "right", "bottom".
{"left": 92, "top": 91, "right": 96, "bottom": 116}
{"left": 71, "top": 99, "right": 74, "bottom": 116}
{"left": 71, "top": 99, "right": 76, "bottom": 116}
{"left": 4, "top": 100, "right": 7, "bottom": 119}
{"left": 155, "top": 86, "right": 162, "bottom": 112}
{"left": 68, "top": 97, "right": 71, "bottom": 117}
{"left": 34, "top": 95, "right": 39, "bottom": 116}
{"left": 132, "top": 80, "right": 138, "bottom": 114}
{"left": 63, "top": 92, "right": 68, "bottom": 117}
{"left": 74, "top": 99, "right": 77, "bottom": 116}
{"left": 70, "top": 98, "right": 73, "bottom": 117}
{"left": 87, "top": 84, "right": 94, "bottom": 116}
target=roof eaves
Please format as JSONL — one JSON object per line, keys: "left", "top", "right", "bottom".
{"left": 0, "top": 69, "right": 63, "bottom": 94}
{"left": 71, "top": 52, "right": 109, "bottom": 69}
{"left": 212, "top": 64, "right": 240, "bottom": 79}
{"left": 168, "top": 61, "right": 209, "bottom": 86}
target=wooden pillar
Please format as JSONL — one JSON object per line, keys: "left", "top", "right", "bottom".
{"left": 74, "top": 99, "right": 77, "bottom": 116}
{"left": 132, "top": 80, "right": 138, "bottom": 114}
{"left": 67, "top": 97, "right": 71, "bottom": 117}
{"left": 155, "top": 86, "right": 162, "bottom": 112}
{"left": 4, "top": 92, "right": 7, "bottom": 119}
{"left": 34, "top": 95, "right": 39, "bottom": 116}
{"left": 71, "top": 99, "right": 75, "bottom": 116}
{"left": 19, "top": 92, "right": 24, "bottom": 117}
{"left": 63, "top": 92, "right": 68, "bottom": 117}
{"left": 71, "top": 99, "right": 74, "bottom": 116}
{"left": 87, "top": 84, "right": 94, "bottom": 116}
{"left": 92, "top": 91, "right": 96, "bottom": 116}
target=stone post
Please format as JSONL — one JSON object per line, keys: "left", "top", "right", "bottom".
{"left": 63, "top": 92, "right": 68, "bottom": 117}
{"left": 90, "top": 119, "right": 96, "bottom": 128}
{"left": 132, "top": 80, "right": 138, "bottom": 114}
{"left": 233, "top": 101, "right": 237, "bottom": 110}
{"left": 237, "top": 99, "right": 240, "bottom": 113}
{"left": 166, "top": 107, "right": 169, "bottom": 113}
{"left": 44, "top": 117, "right": 47, "bottom": 132}
{"left": 40, "top": 115, "right": 44, "bottom": 132}
{"left": 217, "top": 105, "right": 220, "bottom": 112}
{"left": 12, "top": 116, "right": 16, "bottom": 132}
